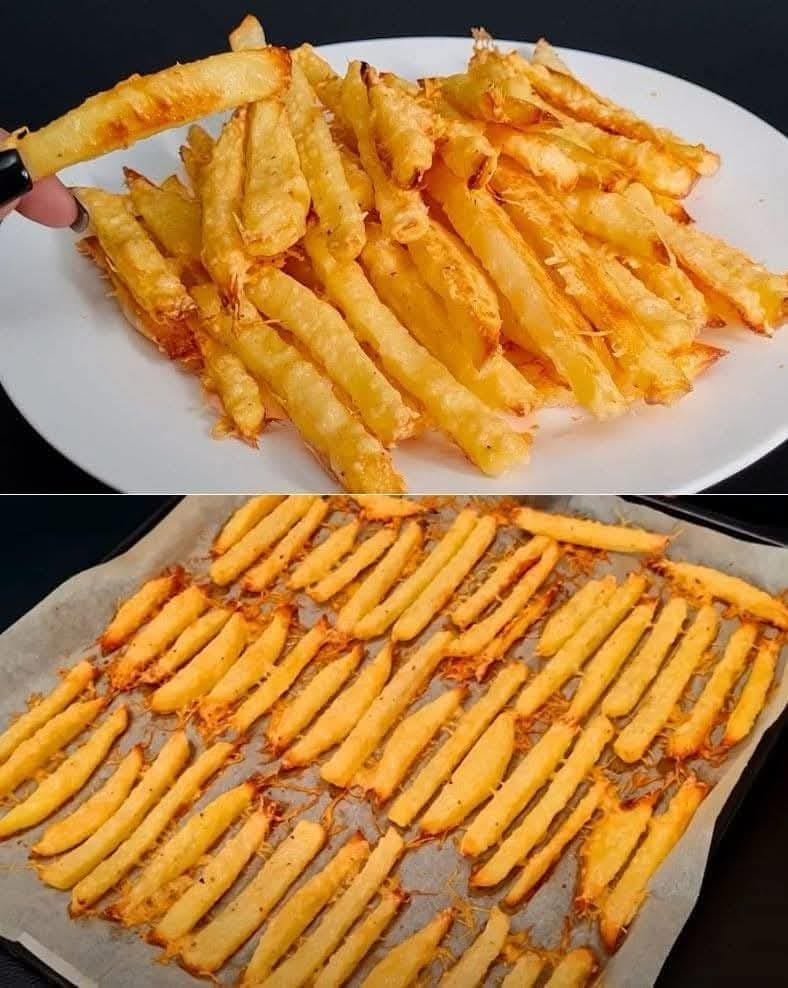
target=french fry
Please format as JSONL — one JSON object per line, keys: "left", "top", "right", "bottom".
{"left": 478, "top": 590, "right": 555, "bottom": 672}
{"left": 70, "top": 741, "right": 231, "bottom": 914}
{"left": 242, "top": 499, "right": 330, "bottom": 592}
{"left": 242, "top": 833, "right": 369, "bottom": 985}
{"left": 287, "top": 59, "right": 365, "bottom": 259}
{"left": 39, "top": 731, "right": 191, "bottom": 890}
{"left": 111, "top": 585, "right": 208, "bottom": 688}
{"left": 353, "top": 510, "right": 477, "bottom": 639}
{"left": 471, "top": 715, "right": 614, "bottom": 887}
{"left": 504, "top": 778, "right": 608, "bottom": 906}
{"left": 335, "top": 522, "right": 424, "bottom": 635}
{"left": 625, "top": 184, "right": 786, "bottom": 332}
{"left": 516, "top": 573, "right": 647, "bottom": 718}
{"left": 452, "top": 536, "right": 552, "bottom": 629}
{"left": 214, "top": 496, "right": 286, "bottom": 554}
{"left": 179, "top": 819, "right": 326, "bottom": 974}
{"left": 101, "top": 572, "right": 182, "bottom": 654}
{"left": 369, "top": 70, "right": 435, "bottom": 188}
{"left": 315, "top": 886, "right": 405, "bottom": 988}
{"left": 291, "top": 43, "right": 345, "bottom": 116}
{"left": 76, "top": 188, "right": 197, "bottom": 360}
{"left": 267, "top": 645, "right": 363, "bottom": 752}
{"left": 441, "top": 70, "right": 548, "bottom": 130}
{"left": 361, "top": 227, "right": 537, "bottom": 414}
{"left": 511, "top": 128, "right": 629, "bottom": 191}
{"left": 421, "top": 710, "right": 516, "bottom": 833}
{"left": 149, "top": 612, "right": 248, "bottom": 714}
{"left": 248, "top": 269, "right": 417, "bottom": 447}
{"left": 490, "top": 125, "right": 579, "bottom": 191}
{"left": 0, "top": 706, "right": 128, "bottom": 839}
{"left": 309, "top": 528, "right": 399, "bottom": 604}
{"left": 614, "top": 605, "right": 720, "bottom": 763}
{"left": 439, "top": 906, "right": 510, "bottom": 988}
{"left": 622, "top": 255, "right": 709, "bottom": 329}
{"left": 0, "top": 698, "right": 105, "bottom": 799}
{"left": 342, "top": 61, "right": 429, "bottom": 243}
{"left": 353, "top": 495, "right": 426, "bottom": 519}
{"left": 407, "top": 218, "right": 501, "bottom": 368}
{"left": 340, "top": 145, "right": 375, "bottom": 210}
{"left": 33, "top": 745, "right": 144, "bottom": 857}
{"left": 544, "top": 948, "right": 598, "bottom": 988}
{"left": 567, "top": 602, "right": 656, "bottom": 722}
{"left": 282, "top": 646, "right": 392, "bottom": 769}
{"left": 210, "top": 495, "right": 317, "bottom": 586}
{"left": 602, "top": 598, "right": 688, "bottom": 717}
{"left": 538, "top": 576, "right": 618, "bottom": 657}
{"left": 3, "top": 48, "right": 290, "bottom": 179}
{"left": 289, "top": 520, "right": 361, "bottom": 590}
{"left": 232, "top": 619, "right": 331, "bottom": 735}
{"left": 668, "top": 623, "right": 759, "bottom": 758}
{"left": 197, "top": 330, "right": 265, "bottom": 440}
{"left": 460, "top": 720, "right": 577, "bottom": 858}
{"left": 180, "top": 123, "right": 214, "bottom": 191}
{"left": 433, "top": 95, "right": 499, "bottom": 188}
{"left": 199, "top": 107, "right": 248, "bottom": 303}
{"left": 304, "top": 224, "right": 531, "bottom": 475}
{"left": 111, "top": 781, "right": 253, "bottom": 924}
{"left": 361, "top": 907, "right": 453, "bottom": 988}
{"left": 0, "top": 661, "right": 94, "bottom": 765}
{"left": 600, "top": 778, "right": 706, "bottom": 950}
{"left": 425, "top": 160, "right": 624, "bottom": 419}
{"left": 228, "top": 12, "right": 266, "bottom": 49}
{"left": 556, "top": 187, "right": 667, "bottom": 262}
{"left": 722, "top": 637, "right": 780, "bottom": 747}
{"left": 450, "top": 541, "right": 560, "bottom": 657}
{"left": 151, "top": 806, "right": 273, "bottom": 946}
{"left": 577, "top": 793, "right": 656, "bottom": 905}
{"left": 393, "top": 515, "right": 498, "bottom": 642}
{"left": 389, "top": 662, "right": 526, "bottom": 827}
{"left": 531, "top": 37, "right": 573, "bottom": 74}
{"left": 263, "top": 828, "right": 404, "bottom": 988}
{"left": 362, "top": 687, "right": 465, "bottom": 802}
{"left": 146, "top": 607, "right": 230, "bottom": 684}
{"left": 199, "top": 604, "right": 293, "bottom": 713}
{"left": 124, "top": 169, "right": 202, "bottom": 269}
{"left": 321, "top": 632, "right": 452, "bottom": 787}
{"left": 501, "top": 952, "right": 544, "bottom": 988}
{"left": 653, "top": 558, "right": 788, "bottom": 628}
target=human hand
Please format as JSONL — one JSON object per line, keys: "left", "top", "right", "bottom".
{"left": 0, "top": 128, "right": 86, "bottom": 229}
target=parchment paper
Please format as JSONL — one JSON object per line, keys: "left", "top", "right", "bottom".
{"left": 0, "top": 496, "right": 785, "bottom": 988}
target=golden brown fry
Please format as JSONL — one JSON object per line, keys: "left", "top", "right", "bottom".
{"left": 461, "top": 720, "right": 577, "bottom": 858}
{"left": 369, "top": 70, "right": 435, "bottom": 188}
{"left": 101, "top": 572, "right": 182, "bottom": 654}
{"left": 151, "top": 806, "right": 273, "bottom": 946}
{"left": 4, "top": 48, "right": 290, "bottom": 179}
{"left": 490, "top": 125, "right": 579, "bottom": 191}
{"left": 623, "top": 255, "right": 709, "bottom": 329}
{"left": 339, "top": 145, "right": 375, "bottom": 210}
{"left": 578, "top": 792, "right": 656, "bottom": 905}
{"left": 0, "top": 661, "right": 95, "bottom": 766}
{"left": 232, "top": 618, "right": 331, "bottom": 735}
{"left": 668, "top": 622, "right": 759, "bottom": 758}
{"left": 602, "top": 598, "right": 688, "bottom": 717}
{"left": 421, "top": 710, "right": 516, "bottom": 833}
{"left": 556, "top": 187, "right": 666, "bottom": 263}
{"left": 242, "top": 833, "right": 369, "bottom": 985}
{"left": 538, "top": 576, "right": 618, "bottom": 657}
{"left": 600, "top": 778, "right": 707, "bottom": 950}
{"left": 228, "top": 13, "right": 266, "bottom": 49}
{"left": 441, "top": 70, "right": 548, "bottom": 130}
{"left": 214, "top": 496, "right": 287, "bottom": 555}
{"left": 522, "top": 129, "right": 629, "bottom": 190}
{"left": 353, "top": 495, "right": 426, "bottom": 519}
{"left": 180, "top": 124, "right": 214, "bottom": 191}
{"left": 197, "top": 330, "right": 265, "bottom": 440}
{"left": 477, "top": 590, "right": 555, "bottom": 673}
{"left": 653, "top": 558, "right": 788, "bottom": 628}
{"left": 282, "top": 645, "right": 392, "bottom": 769}
{"left": 433, "top": 95, "right": 499, "bottom": 188}
{"left": 426, "top": 160, "right": 624, "bottom": 418}
{"left": 389, "top": 662, "right": 526, "bottom": 827}
{"left": 321, "top": 632, "right": 451, "bottom": 787}
{"left": 531, "top": 38, "right": 573, "bottom": 75}
{"left": 179, "top": 819, "right": 326, "bottom": 974}
{"left": 242, "top": 499, "right": 329, "bottom": 592}
{"left": 516, "top": 573, "right": 647, "bottom": 718}
{"left": 614, "top": 605, "right": 720, "bottom": 763}
{"left": 722, "top": 637, "right": 780, "bottom": 747}
{"left": 309, "top": 528, "right": 399, "bottom": 604}
{"left": 544, "top": 948, "right": 598, "bottom": 988}
{"left": 471, "top": 715, "right": 613, "bottom": 887}
{"left": 289, "top": 519, "right": 360, "bottom": 590}
{"left": 501, "top": 952, "right": 544, "bottom": 988}
{"left": 247, "top": 267, "right": 417, "bottom": 446}
{"left": 124, "top": 168, "right": 202, "bottom": 269}
{"left": 439, "top": 906, "right": 510, "bottom": 988}
{"left": 362, "top": 906, "right": 453, "bottom": 988}
{"left": 146, "top": 607, "right": 232, "bottom": 684}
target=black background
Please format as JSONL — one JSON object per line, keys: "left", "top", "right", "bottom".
{"left": 1, "top": 0, "right": 787, "bottom": 492}
{"left": 0, "top": 495, "right": 786, "bottom": 986}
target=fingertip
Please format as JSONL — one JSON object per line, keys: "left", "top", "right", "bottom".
{"left": 16, "top": 175, "right": 80, "bottom": 228}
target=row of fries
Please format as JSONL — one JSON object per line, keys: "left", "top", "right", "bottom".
{"left": 0, "top": 497, "right": 784, "bottom": 984}
{"left": 7, "top": 17, "right": 785, "bottom": 489}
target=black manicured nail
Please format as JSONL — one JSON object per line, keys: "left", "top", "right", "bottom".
{"left": 0, "top": 148, "right": 32, "bottom": 207}
{"left": 70, "top": 197, "right": 89, "bottom": 233}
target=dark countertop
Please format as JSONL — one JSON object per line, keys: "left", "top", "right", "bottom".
{"left": 1, "top": 0, "right": 786, "bottom": 493}
{"left": 0, "top": 495, "right": 786, "bottom": 985}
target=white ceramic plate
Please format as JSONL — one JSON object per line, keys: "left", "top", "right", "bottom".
{"left": 1, "top": 37, "right": 786, "bottom": 493}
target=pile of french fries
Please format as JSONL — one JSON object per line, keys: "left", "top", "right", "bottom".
{"left": 1, "top": 495, "right": 784, "bottom": 985}
{"left": 5, "top": 17, "right": 785, "bottom": 491}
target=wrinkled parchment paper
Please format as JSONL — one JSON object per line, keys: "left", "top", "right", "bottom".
{"left": 0, "top": 496, "right": 785, "bottom": 988}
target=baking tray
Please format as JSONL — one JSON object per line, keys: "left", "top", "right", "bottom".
{"left": 0, "top": 496, "right": 785, "bottom": 987}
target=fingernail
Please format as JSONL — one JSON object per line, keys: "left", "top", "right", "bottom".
{"left": 69, "top": 196, "right": 89, "bottom": 233}
{"left": 0, "top": 148, "right": 33, "bottom": 207}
